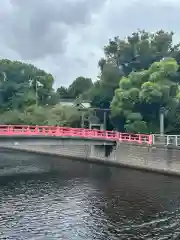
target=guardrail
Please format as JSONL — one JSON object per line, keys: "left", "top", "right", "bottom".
{"left": 0, "top": 125, "right": 152, "bottom": 145}
{"left": 152, "top": 134, "right": 180, "bottom": 146}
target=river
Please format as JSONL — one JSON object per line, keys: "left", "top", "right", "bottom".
{"left": 0, "top": 153, "right": 180, "bottom": 239}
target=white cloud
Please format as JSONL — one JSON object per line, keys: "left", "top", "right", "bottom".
{"left": 0, "top": 0, "right": 180, "bottom": 87}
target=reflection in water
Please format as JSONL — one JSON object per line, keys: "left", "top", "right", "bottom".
{"left": 0, "top": 155, "right": 180, "bottom": 239}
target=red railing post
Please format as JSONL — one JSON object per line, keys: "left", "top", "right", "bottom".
{"left": 48, "top": 127, "right": 53, "bottom": 136}
{"left": 148, "top": 134, "right": 153, "bottom": 145}
{"left": 26, "top": 126, "right": 30, "bottom": 135}
{"left": 128, "top": 134, "right": 131, "bottom": 142}
{"left": 55, "top": 126, "right": 60, "bottom": 136}
{"left": 118, "top": 132, "right": 121, "bottom": 141}
{"left": 138, "top": 134, "right": 142, "bottom": 144}
{"left": 7, "top": 126, "right": 13, "bottom": 135}
{"left": 34, "top": 126, "right": 39, "bottom": 135}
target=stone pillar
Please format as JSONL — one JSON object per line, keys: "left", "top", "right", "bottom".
{"left": 90, "top": 145, "right": 97, "bottom": 158}
{"left": 90, "top": 145, "right": 106, "bottom": 159}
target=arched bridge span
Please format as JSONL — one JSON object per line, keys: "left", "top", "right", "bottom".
{"left": 0, "top": 125, "right": 152, "bottom": 145}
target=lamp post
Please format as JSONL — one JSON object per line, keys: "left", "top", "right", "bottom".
{"left": 81, "top": 111, "right": 85, "bottom": 128}
{"left": 35, "top": 80, "right": 38, "bottom": 106}
{"left": 159, "top": 107, "right": 165, "bottom": 136}
{"left": 29, "top": 79, "right": 43, "bottom": 107}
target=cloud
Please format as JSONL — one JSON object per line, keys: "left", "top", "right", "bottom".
{"left": 4, "top": 0, "right": 105, "bottom": 59}
{"left": 0, "top": 0, "right": 180, "bottom": 87}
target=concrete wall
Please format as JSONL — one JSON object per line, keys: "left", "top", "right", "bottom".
{"left": 1, "top": 136, "right": 180, "bottom": 176}
{"left": 112, "top": 143, "right": 180, "bottom": 174}
{"left": 0, "top": 135, "right": 114, "bottom": 146}
{"left": 0, "top": 149, "right": 54, "bottom": 176}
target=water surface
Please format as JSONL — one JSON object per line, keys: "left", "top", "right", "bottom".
{"left": 0, "top": 154, "right": 180, "bottom": 239}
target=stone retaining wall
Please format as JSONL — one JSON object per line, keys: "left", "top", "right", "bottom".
{"left": 2, "top": 141, "right": 180, "bottom": 176}
{"left": 112, "top": 143, "right": 180, "bottom": 174}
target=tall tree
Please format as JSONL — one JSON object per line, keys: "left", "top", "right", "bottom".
{"left": 104, "top": 30, "right": 180, "bottom": 75}
{"left": 68, "top": 76, "right": 93, "bottom": 99}
{"left": 86, "top": 64, "right": 121, "bottom": 109}
{"left": 82, "top": 30, "right": 180, "bottom": 131}
{"left": 111, "top": 58, "right": 180, "bottom": 133}
{"left": 56, "top": 86, "right": 69, "bottom": 99}
{"left": 0, "top": 59, "right": 54, "bottom": 111}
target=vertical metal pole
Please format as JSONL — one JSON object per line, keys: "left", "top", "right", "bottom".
{"left": 35, "top": 81, "right": 38, "bottom": 107}
{"left": 160, "top": 110, "right": 164, "bottom": 136}
{"left": 152, "top": 134, "right": 155, "bottom": 145}
{"left": 175, "top": 136, "right": 178, "bottom": 146}
{"left": 81, "top": 111, "right": 84, "bottom": 128}
{"left": 103, "top": 111, "right": 107, "bottom": 130}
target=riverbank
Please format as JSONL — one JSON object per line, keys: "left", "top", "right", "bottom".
{"left": 1, "top": 142, "right": 180, "bottom": 177}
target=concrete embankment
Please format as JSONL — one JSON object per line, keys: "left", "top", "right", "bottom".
{"left": 0, "top": 148, "right": 54, "bottom": 176}
{"left": 1, "top": 142, "right": 180, "bottom": 177}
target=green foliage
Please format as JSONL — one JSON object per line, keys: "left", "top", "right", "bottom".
{"left": 0, "top": 59, "right": 54, "bottom": 110}
{"left": 0, "top": 60, "right": 81, "bottom": 127}
{"left": 0, "top": 105, "right": 81, "bottom": 127}
{"left": 57, "top": 77, "right": 93, "bottom": 100}
{"left": 56, "top": 86, "right": 69, "bottom": 99}
{"left": 81, "top": 64, "right": 121, "bottom": 111}
{"left": 125, "top": 121, "right": 148, "bottom": 134}
{"left": 104, "top": 30, "right": 179, "bottom": 74}
{"left": 111, "top": 58, "right": 180, "bottom": 133}
{"left": 68, "top": 77, "right": 93, "bottom": 98}
{"left": 48, "top": 105, "right": 81, "bottom": 127}
{"left": 80, "top": 29, "right": 180, "bottom": 131}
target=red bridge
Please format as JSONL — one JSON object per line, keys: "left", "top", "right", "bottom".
{"left": 0, "top": 125, "right": 152, "bottom": 145}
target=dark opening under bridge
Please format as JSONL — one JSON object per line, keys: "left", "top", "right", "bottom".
{"left": 0, "top": 125, "right": 180, "bottom": 176}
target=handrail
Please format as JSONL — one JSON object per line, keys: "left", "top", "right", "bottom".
{"left": 0, "top": 125, "right": 152, "bottom": 145}
{"left": 152, "top": 134, "right": 180, "bottom": 146}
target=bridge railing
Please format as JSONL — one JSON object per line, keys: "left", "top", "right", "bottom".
{"left": 0, "top": 125, "right": 152, "bottom": 145}
{"left": 152, "top": 134, "right": 180, "bottom": 146}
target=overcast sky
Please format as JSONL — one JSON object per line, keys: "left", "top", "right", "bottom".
{"left": 0, "top": 0, "right": 180, "bottom": 87}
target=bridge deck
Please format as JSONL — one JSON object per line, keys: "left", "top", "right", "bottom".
{"left": 0, "top": 125, "right": 151, "bottom": 145}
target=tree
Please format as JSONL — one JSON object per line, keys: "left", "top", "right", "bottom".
{"left": 82, "top": 64, "right": 121, "bottom": 108}
{"left": 0, "top": 104, "right": 81, "bottom": 127}
{"left": 0, "top": 59, "right": 54, "bottom": 111}
{"left": 48, "top": 105, "right": 81, "bottom": 127}
{"left": 111, "top": 58, "right": 180, "bottom": 133}
{"left": 68, "top": 76, "right": 93, "bottom": 99}
{"left": 0, "top": 59, "right": 83, "bottom": 127}
{"left": 56, "top": 86, "right": 69, "bottom": 99}
{"left": 84, "top": 30, "right": 180, "bottom": 109}
{"left": 81, "top": 29, "right": 180, "bottom": 131}
{"left": 104, "top": 30, "right": 180, "bottom": 75}
{"left": 98, "top": 58, "right": 106, "bottom": 72}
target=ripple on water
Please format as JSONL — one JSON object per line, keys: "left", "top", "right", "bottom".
{"left": 0, "top": 164, "right": 180, "bottom": 239}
